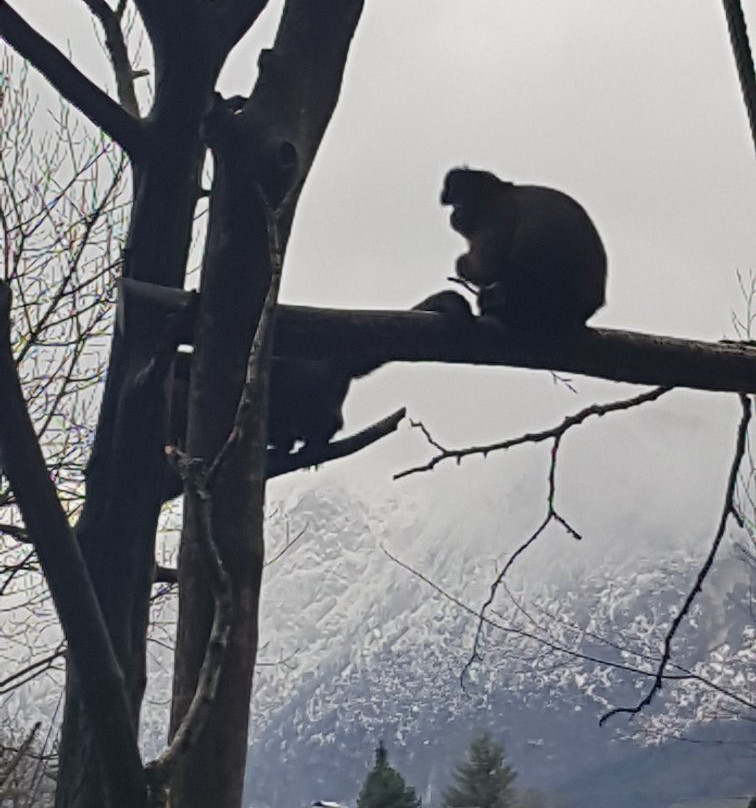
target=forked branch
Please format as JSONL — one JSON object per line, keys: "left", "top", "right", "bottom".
{"left": 0, "top": 2, "right": 144, "bottom": 155}
{"left": 397, "top": 385, "right": 672, "bottom": 479}
{"left": 80, "top": 0, "right": 141, "bottom": 116}
{"left": 600, "top": 393, "right": 752, "bottom": 724}
{"left": 444, "top": 387, "right": 671, "bottom": 685}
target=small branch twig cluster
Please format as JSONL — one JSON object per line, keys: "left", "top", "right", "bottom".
{"left": 421, "top": 386, "right": 672, "bottom": 686}
{"left": 396, "top": 385, "right": 672, "bottom": 480}
{"left": 397, "top": 382, "right": 753, "bottom": 722}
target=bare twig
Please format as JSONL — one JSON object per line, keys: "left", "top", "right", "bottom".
{"left": 732, "top": 269, "right": 756, "bottom": 339}
{"left": 0, "top": 548, "right": 37, "bottom": 597}
{"left": 265, "top": 520, "right": 308, "bottom": 566}
{"left": 0, "top": 523, "right": 28, "bottom": 542}
{"left": 600, "top": 393, "right": 752, "bottom": 725}
{"left": 80, "top": 0, "right": 140, "bottom": 116}
{"left": 493, "top": 582, "right": 756, "bottom": 712}
{"left": 460, "top": 432, "right": 582, "bottom": 687}
{"left": 722, "top": 0, "right": 756, "bottom": 153}
{"left": 382, "top": 547, "right": 688, "bottom": 683}
{"left": 0, "top": 722, "right": 40, "bottom": 792}
{"left": 394, "top": 386, "right": 672, "bottom": 684}
{"left": 0, "top": 645, "right": 65, "bottom": 694}
{"left": 396, "top": 386, "right": 671, "bottom": 479}
{"left": 383, "top": 547, "right": 756, "bottom": 712}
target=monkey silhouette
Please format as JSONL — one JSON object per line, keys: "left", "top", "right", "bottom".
{"left": 441, "top": 167, "right": 606, "bottom": 331}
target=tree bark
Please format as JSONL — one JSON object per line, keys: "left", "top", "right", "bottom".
{"left": 0, "top": 283, "right": 147, "bottom": 808}
{"left": 56, "top": 31, "right": 225, "bottom": 808}
{"left": 273, "top": 306, "right": 756, "bottom": 394}
{"left": 169, "top": 4, "right": 365, "bottom": 807}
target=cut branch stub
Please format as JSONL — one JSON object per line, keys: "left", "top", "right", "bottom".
{"left": 116, "top": 278, "right": 198, "bottom": 347}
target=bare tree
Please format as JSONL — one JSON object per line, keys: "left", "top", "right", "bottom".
{"left": 0, "top": 55, "right": 127, "bottom": 717}
{"left": 0, "top": 721, "right": 57, "bottom": 807}
{"left": 0, "top": 4, "right": 755, "bottom": 808}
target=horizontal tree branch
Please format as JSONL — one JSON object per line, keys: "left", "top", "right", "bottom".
{"left": 160, "top": 406, "right": 406, "bottom": 502}
{"left": 120, "top": 280, "right": 756, "bottom": 394}
{"left": 273, "top": 306, "right": 756, "bottom": 394}
{"left": 0, "top": 1, "right": 144, "bottom": 156}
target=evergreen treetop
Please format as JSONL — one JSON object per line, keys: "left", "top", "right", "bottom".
{"left": 356, "top": 741, "right": 421, "bottom": 808}
{"left": 442, "top": 731, "right": 516, "bottom": 808}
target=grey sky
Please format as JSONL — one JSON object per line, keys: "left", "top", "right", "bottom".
{"left": 11, "top": 0, "right": 756, "bottom": 566}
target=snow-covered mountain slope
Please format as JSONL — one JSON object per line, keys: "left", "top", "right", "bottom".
{"left": 243, "top": 478, "right": 755, "bottom": 808}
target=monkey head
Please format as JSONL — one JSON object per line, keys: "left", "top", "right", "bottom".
{"left": 440, "top": 168, "right": 513, "bottom": 239}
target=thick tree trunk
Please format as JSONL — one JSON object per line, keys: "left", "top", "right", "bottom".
{"left": 169, "top": 4, "right": 365, "bottom": 807}
{"left": 169, "top": 147, "right": 272, "bottom": 808}
{"left": 56, "top": 317, "right": 187, "bottom": 808}
{"left": 55, "top": 49, "right": 220, "bottom": 808}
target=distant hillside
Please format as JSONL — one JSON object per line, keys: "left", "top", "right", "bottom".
{"left": 560, "top": 720, "right": 756, "bottom": 808}
{"left": 240, "top": 485, "right": 755, "bottom": 808}
{"left": 665, "top": 799, "right": 751, "bottom": 808}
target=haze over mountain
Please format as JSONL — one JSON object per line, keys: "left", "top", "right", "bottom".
{"left": 237, "top": 464, "right": 755, "bottom": 808}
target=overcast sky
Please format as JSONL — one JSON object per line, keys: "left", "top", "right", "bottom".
{"left": 10, "top": 0, "right": 756, "bottom": 571}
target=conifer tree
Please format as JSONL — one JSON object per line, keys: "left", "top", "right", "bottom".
{"left": 442, "top": 731, "right": 516, "bottom": 808}
{"left": 356, "top": 741, "right": 422, "bottom": 808}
